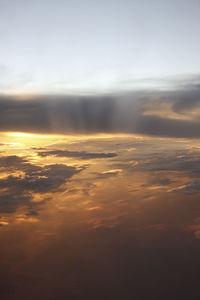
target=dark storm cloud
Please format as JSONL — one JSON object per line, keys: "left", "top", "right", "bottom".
{"left": 1, "top": 81, "right": 200, "bottom": 137}
{"left": 37, "top": 149, "right": 117, "bottom": 159}
{"left": 0, "top": 95, "right": 116, "bottom": 134}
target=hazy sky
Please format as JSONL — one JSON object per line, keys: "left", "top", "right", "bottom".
{"left": 0, "top": 0, "right": 200, "bottom": 93}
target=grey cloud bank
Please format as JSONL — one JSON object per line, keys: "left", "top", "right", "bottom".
{"left": 1, "top": 84, "right": 200, "bottom": 138}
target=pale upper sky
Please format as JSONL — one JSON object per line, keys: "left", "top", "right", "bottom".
{"left": 0, "top": 0, "right": 200, "bottom": 94}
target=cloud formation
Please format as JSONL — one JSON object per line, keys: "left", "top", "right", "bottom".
{"left": 37, "top": 149, "right": 117, "bottom": 159}
{"left": 1, "top": 80, "right": 200, "bottom": 138}
{"left": 0, "top": 155, "right": 81, "bottom": 213}
{"left": 168, "top": 181, "right": 200, "bottom": 195}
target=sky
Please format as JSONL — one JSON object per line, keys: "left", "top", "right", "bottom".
{"left": 1, "top": 0, "right": 200, "bottom": 93}
{"left": 2, "top": 2, "right": 200, "bottom": 299}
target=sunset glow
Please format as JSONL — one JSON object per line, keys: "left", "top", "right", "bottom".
{"left": 1, "top": 0, "right": 200, "bottom": 299}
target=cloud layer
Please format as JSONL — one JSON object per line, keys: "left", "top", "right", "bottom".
{"left": 1, "top": 82, "right": 200, "bottom": 138}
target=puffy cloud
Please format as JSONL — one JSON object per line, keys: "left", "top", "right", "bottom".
{"left": 0, "top": 155, "right": 82, "bottom": 213}
{"left": 0, "top": 164, "right": 80, "bottom": 193}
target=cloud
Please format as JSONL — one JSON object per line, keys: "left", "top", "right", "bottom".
{"left": 168, "top": 181, "right": 200, "bottom": 195}
{"left": 0, "top": 164, "right": 80, "bottom": 193}
{"left": 125, "top": 149, "right": 200, "bottom": 177}
{"left": 0, "top": 192, "right": 32, "bottom": 213}
{"left": 142, "top": 176, "right": 173, "bottom": 188}
{"left": 92, "top": 169, "right": 122, "bottom": 179}
{"left": 37, "top": 149, "right": 117, "bottom": 159}
{"left": 0, "top": 155, "right": 82, "bottom": 213}
{"left": 0, "top": 155, "right": 41, "bottom": 174}
{"left": 1, "top": 79, "right": 200, "bottom": 138}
